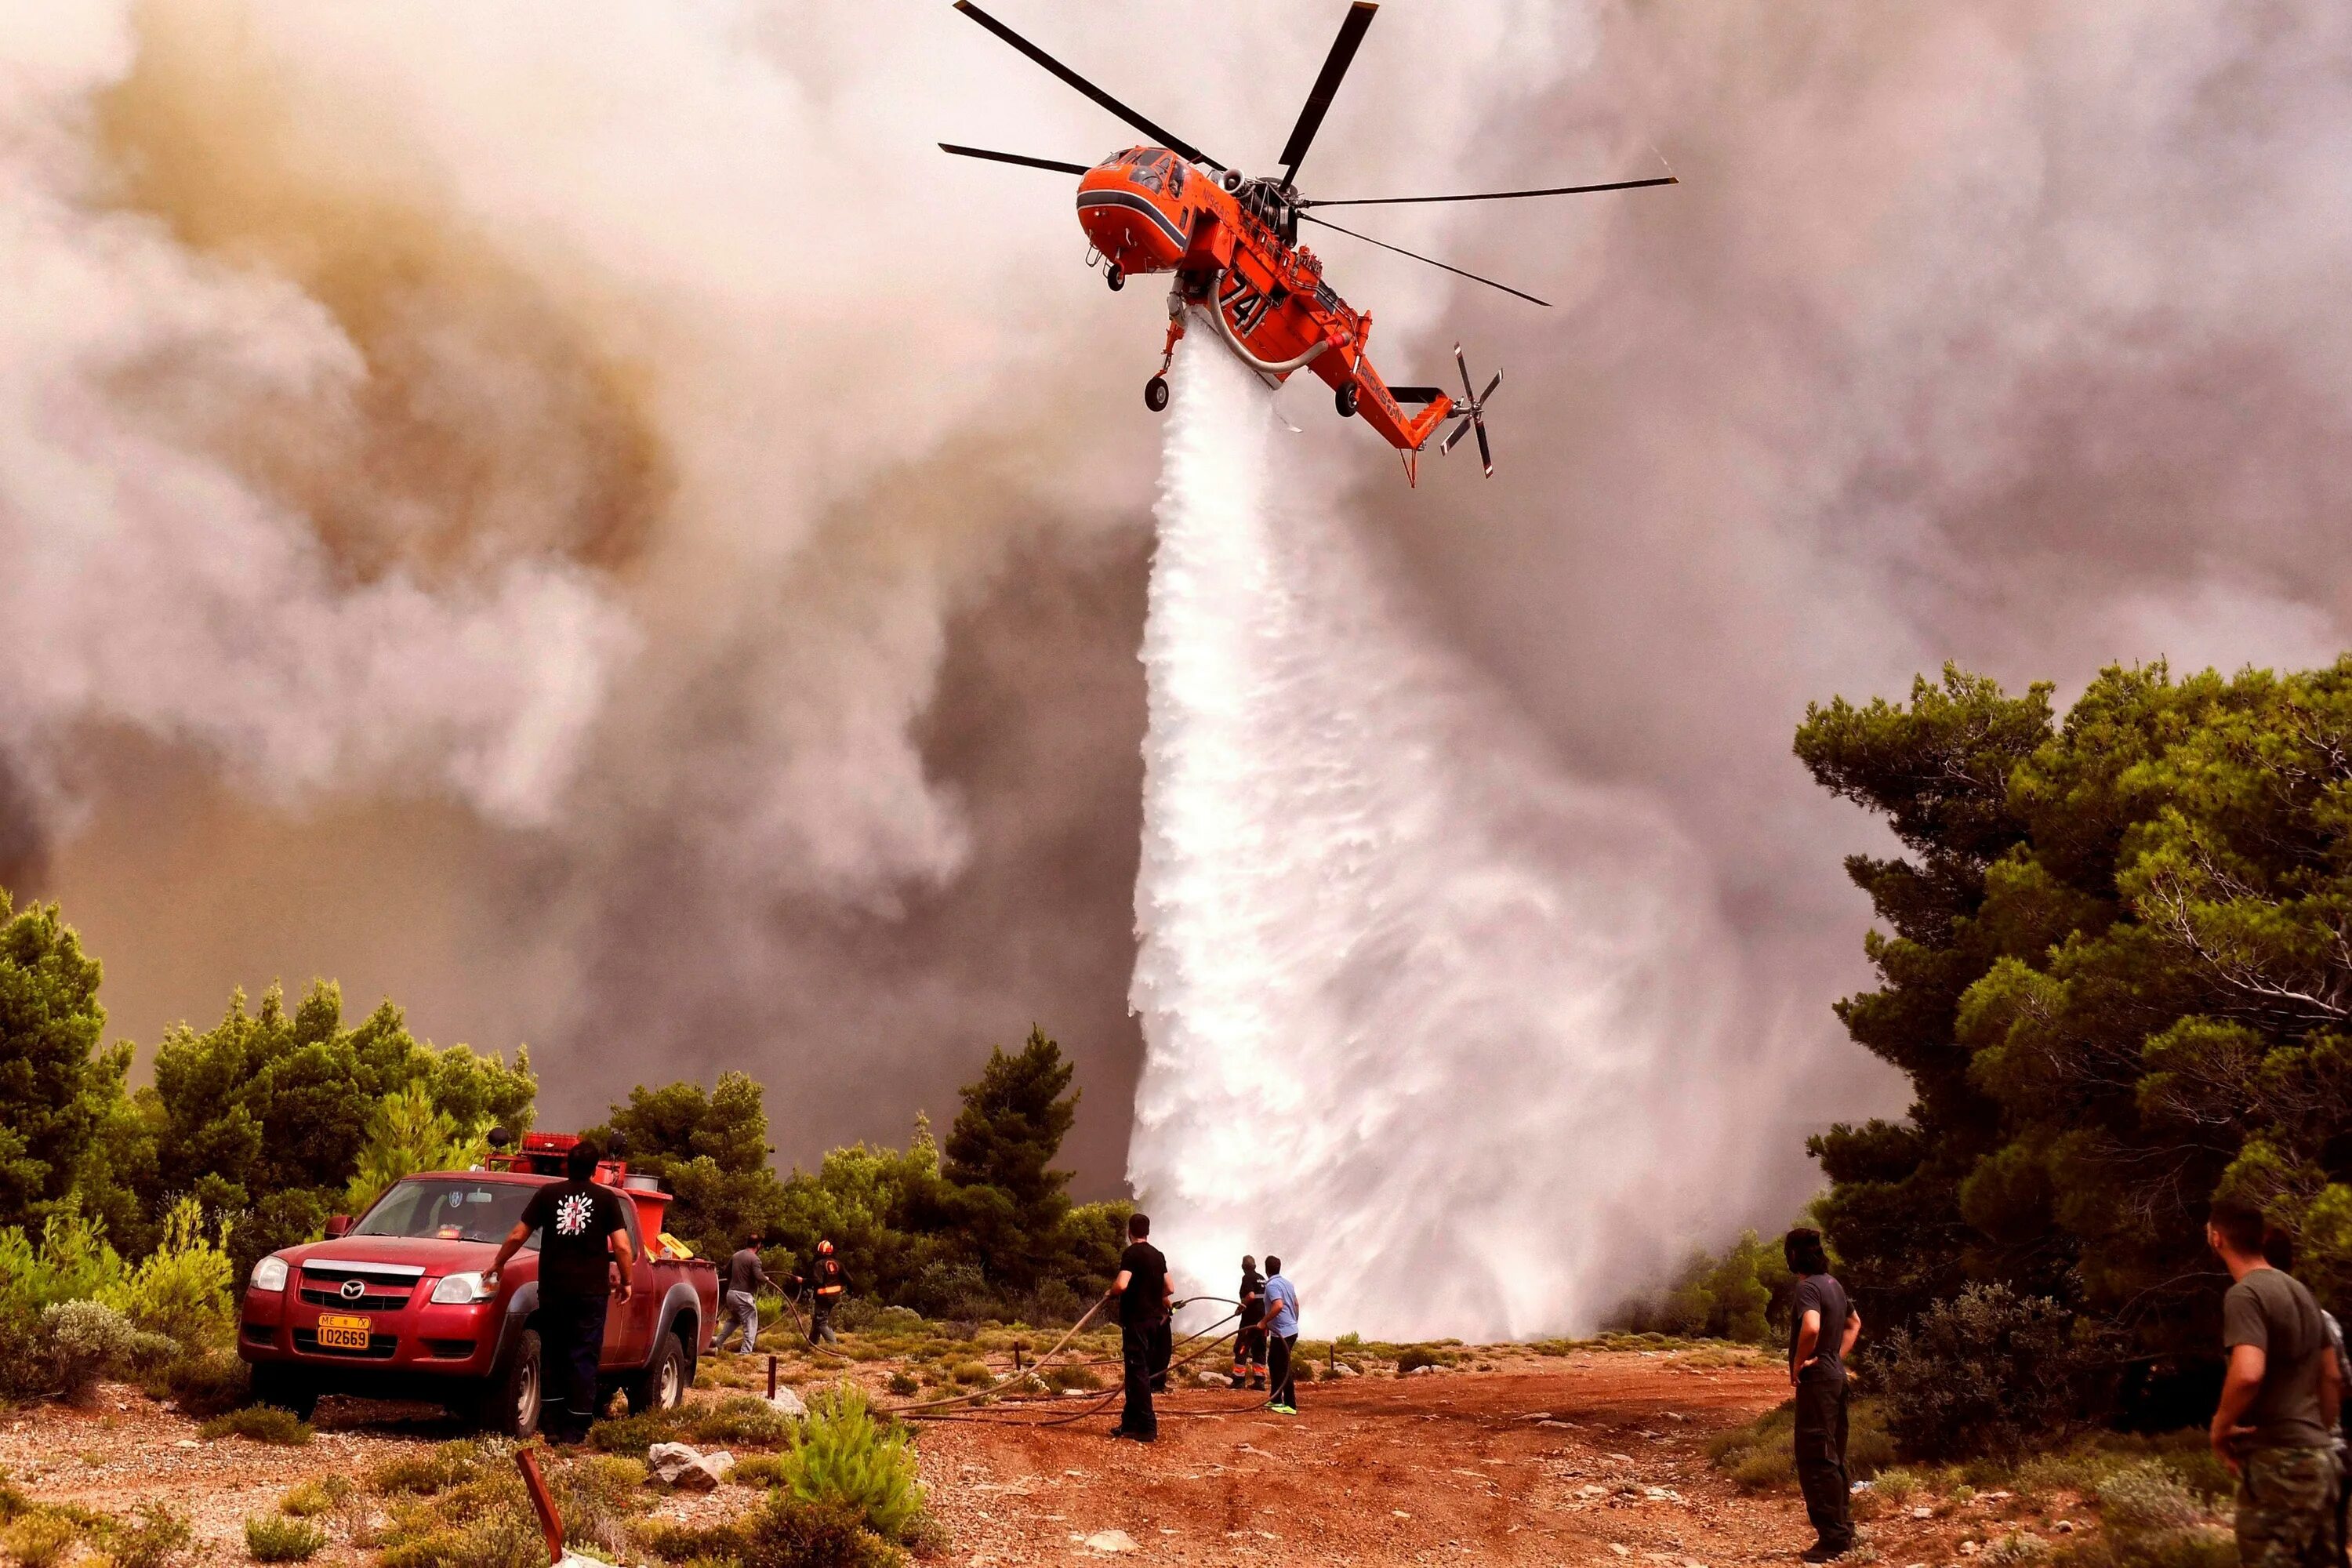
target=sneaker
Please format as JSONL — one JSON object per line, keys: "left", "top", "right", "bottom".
{"left": 1800, "top": 1543, "right": 1849, "bottom": 1563}
{"left": 1269, "top": 1403, "right": 1298, "bottom": 1416}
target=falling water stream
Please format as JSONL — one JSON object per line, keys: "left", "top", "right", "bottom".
{"left": 1126, "top": 336, "right": 1746, "bottom": 1340}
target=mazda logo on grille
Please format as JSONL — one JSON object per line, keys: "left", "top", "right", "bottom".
{"left": 339, "top": 1279, "right": 366, "bottom": 1301}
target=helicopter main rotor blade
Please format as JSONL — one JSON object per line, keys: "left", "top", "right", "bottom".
{"left": 1298, "top": 175, "right": 1677, "bottom": 208}
{"left": 938, "top": 143, "right": 1093, "bottom": 176}
{"left": 1278, "top": 2, "right": 1377, "bottom": 189}
{"left": 952, "top": 2, "right": 1222, "bottom": 169}
{"left": 1300, "top": 212, "right": 1551, "bottom": 307}
{"left": 1474, "top": 416, "right": 1494, "bottom": 477}
{"left": 1442, "top": 416, "right": 1476, "bottom": 456}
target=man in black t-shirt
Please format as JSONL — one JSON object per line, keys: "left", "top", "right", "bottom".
{"left": 1784, "top": 1227, "right": 1860, "bottom": 1563}
{"left": 1104, "top": 1212, "right": 1171, "bottom": 1443}
{"left": 489, "top": 1142, "right": 634, "bottom": 1443}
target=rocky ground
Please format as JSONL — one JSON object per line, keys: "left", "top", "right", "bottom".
{"left": 0, "top": 1344, "right": 2109, "bottom": 1566}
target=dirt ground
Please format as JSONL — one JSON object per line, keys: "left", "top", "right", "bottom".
{"left": 0, "top": 1345, "right": 2102, "bottom": 1566}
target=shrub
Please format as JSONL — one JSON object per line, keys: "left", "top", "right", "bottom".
{"left": 119, "top": 1197, "right": 234, "bottom": 1351}
{"left": 2094, "top": 1463, "right": 2235, "bottom": 1568}
{"left": 157, "top": 1350, "right": 250, "bottom": 1417}
{"left": 637, "top": 1494, "right": 902, "bottom": 1568}
{"left": 731, "top": 1454, "right": 794, "bottom": 1488}
{"left": 1042, "top": 1363, "right": 1100, "bottom": 1392}
{"left": 1395, "top": 1346, "right": 1449, "bottom": 1375}
{"left": 41, "top": 1298, "right": 141, "bottom": 1404}
{"left": 587, "top": 1407, "right": 688, "bottom": 1457}
{"left": 368, "top": 1439, "right": 492, "bottom": 1496}
{"left": 2, "top": 1513, "right": 82, "bottom": 1567}
{"left": 245, "top": 1515, "right": 327, "bottom": 1562}
{"left": 199, "top": 1405, "right": 314, "bottom": 1445}
{"left": 108, "top": 1504, "right": 194, "bottom": 1568}
{"left": 281, "top": 1476, "right": 356, "bottom": 1517}
{"left": 687, "top": 1394, "right": 797, "bottom": 1448}
{"left": 779, "top": 1387, "right": 924, "bottom": 1541}
{"left": 948, "top": 1362, "right": 989, "bottom": 1387}
{"left": 885, "top": 1370, "right": 919, "bottom": 1396}
{"left": 1877, "top": 1286, "right": 2109, "bottom": 1461}
{"left": 1708, "top": 1396, "right": 1895, "bottom": 1490}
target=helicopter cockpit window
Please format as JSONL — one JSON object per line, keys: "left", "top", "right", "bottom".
{"left": 1128, "top": 149, "right": 1171, "bottom": 194}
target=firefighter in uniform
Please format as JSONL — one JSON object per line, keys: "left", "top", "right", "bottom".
{"left": 804, "top": 1239, "right": 845, "bottom": 1344}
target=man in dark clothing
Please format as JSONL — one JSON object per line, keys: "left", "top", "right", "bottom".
{"left": 1105, "top": 1211, "right": 1171, "bottom": 1443}
{"left": 720, "top": 1240, "right": 772, "bottom": 1354}
{"left": 1232, "top": 1256, "right": 1267, "bottom": 1390}
{"left": 2209, "top": 1200, "right": 2343, "bottom": 1568}
{"left": 800, "top": 1240, "right": 846, "bottom": 1344}
{"left": 1785, "top": 1227, "right": 1860, "bottom": 1563}
{"left": 489, "top": 1141, "right": 634, "bottom": 1443}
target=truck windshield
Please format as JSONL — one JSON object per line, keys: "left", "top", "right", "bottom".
{"left": 354, "top": 1179, "right": 540, "bottom": 1247}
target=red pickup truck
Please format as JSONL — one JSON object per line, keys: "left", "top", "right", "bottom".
{"left": 236, "top": 1134, "right": 719, "bottom": 1436}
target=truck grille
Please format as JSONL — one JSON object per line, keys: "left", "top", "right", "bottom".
{"left": 299, "top": 1269, "right": 416, "bottom": 1312}
{"left": 299, "top": 1283, "right": 410, "bottom": 1310}
{"left": 293, "top": 1329, "right": 398, "bottom": 1359}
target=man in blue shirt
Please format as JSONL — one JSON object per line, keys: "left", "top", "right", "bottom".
{"left": 1261, "top": 1256, "right": 1301, "bottom": 1415}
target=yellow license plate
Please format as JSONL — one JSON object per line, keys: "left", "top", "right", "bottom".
{"left": 316, "top": 1313, "right": 372, "bottom": 1349}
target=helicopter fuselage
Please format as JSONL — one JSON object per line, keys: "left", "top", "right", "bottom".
{"left": 1076, "top": 146, "right": 1454, "bottom": 456}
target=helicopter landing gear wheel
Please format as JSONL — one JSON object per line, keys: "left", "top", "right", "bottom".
{"left": 1105, "top": 264, "right": 1125, "bottom": 292}
{"left": 1334, "top": 382, "right": 1359, "bottom": 418}
{"left": 1145, "top": 375, "right": 1171, "bottom": 412}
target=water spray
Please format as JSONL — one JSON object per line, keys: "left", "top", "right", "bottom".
{"left": 1127, "top": 339, "right": 1750, "bottom": 1341}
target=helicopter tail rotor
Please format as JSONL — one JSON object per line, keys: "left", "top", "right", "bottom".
{"left": 1439, "top": 344, "right": 1501, "bottom": 477}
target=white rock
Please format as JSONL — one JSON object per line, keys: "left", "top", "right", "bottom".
{"left": 766, "top": 1387, "right": 808, "bottom": 1417}
{"left": 648, "top": 1442, "right": 731, "bottom": 1491}
{"left": 1330, "top": 1363, "right": 1360, "bottom": 1378}
{"left": 1198, "top": 1371, "right": 1228, "bottom": 1388}
{"left": 1083, "top": 1530, "right": 1139, "bottom": 1553}
{"left": 1913, "top": 1508, "right": 1935, "bottom": 1520}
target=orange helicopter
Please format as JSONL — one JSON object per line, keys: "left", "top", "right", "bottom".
{"left": 941, "top": 0, "right": 1674, "bottom": 483}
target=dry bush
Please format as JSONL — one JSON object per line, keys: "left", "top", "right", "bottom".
{"left": 245, "top": 1514, "right": 328, "bottom": 1563}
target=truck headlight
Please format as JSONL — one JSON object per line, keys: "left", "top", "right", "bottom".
{"left": 430, "top": 1272, "right": 495, "bottom": 1305}
{"left": 249, "top": 1255, "right": 289, "bottom": 1293}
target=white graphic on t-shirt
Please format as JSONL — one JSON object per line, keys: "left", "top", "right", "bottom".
{"left": 555, "top": 1192, "right": 596, "bottom": 1238}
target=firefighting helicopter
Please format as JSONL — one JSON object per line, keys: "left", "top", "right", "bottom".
{"left": 940, "top": 0, "right": 1675, "bottom": 483}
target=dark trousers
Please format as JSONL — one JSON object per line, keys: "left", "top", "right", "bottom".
{"left": 1235, "top": 1324, "right": 1267, "bottom": 1378}
{"left": 1794, "top": 1374, "right": 1853, "bottom": 1549}
{"left": 1120, "top": 1322, "right": 1159, "bottom": 1439}
{"left": 810, "top": 1293, "right": 838, "bottom": 1344}
{"left": 1148, "top": 1320, "right": 1174, "bottom": 1393}
{"left": 1267, "top": 1333, "right": 1299, "bottom": 1409}
{"left": 541, "top": 1293, "right": 610, "bottom": 1439}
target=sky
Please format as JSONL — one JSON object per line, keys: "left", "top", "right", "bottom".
{"left": 5, "top": 2, "right": 2350, "bottom": 1284}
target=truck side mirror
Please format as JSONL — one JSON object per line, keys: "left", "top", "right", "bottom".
{"left": 324, "top": 1215, "right": 352, "bottom": 1240}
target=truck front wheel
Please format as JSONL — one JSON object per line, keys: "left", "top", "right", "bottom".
{"left": 477, "top": 1328, "right": 543, "bottom": 1439}
{"left": 627, "top": 1333, "right": 688, "bottom": 1415}
{"left": 249, "top": 1364, "right": 318, "bottom": 1422}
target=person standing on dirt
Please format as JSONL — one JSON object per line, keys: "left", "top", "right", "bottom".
{"left": 1784, "top": 1226, "right": 1859, "bottom": 1563}
{"left": 720, "top": 1236, "right": 773, "bottom": 1355}
{"left": 1105, "top": 1211, "right": 1171, "bottom": 1443}
{"left": 1232, "top": 1255, "right": 1268, "bottom": 1390}
{"left": 488, "top": 1141, "right": 634, "bottom": 1444}
{"left": 805, "top": 1240, "right": 846, "bottom": 1345}
{"left": 1261, "top": 1255, "right": 1301, "bottom": 1415}
{"left": 2208, "top": 1200, "right": 2342, "bottom": 1568}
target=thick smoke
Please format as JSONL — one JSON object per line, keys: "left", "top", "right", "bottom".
{"left": 5, "top": 1, "right": 2352, "bottom": 1313}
